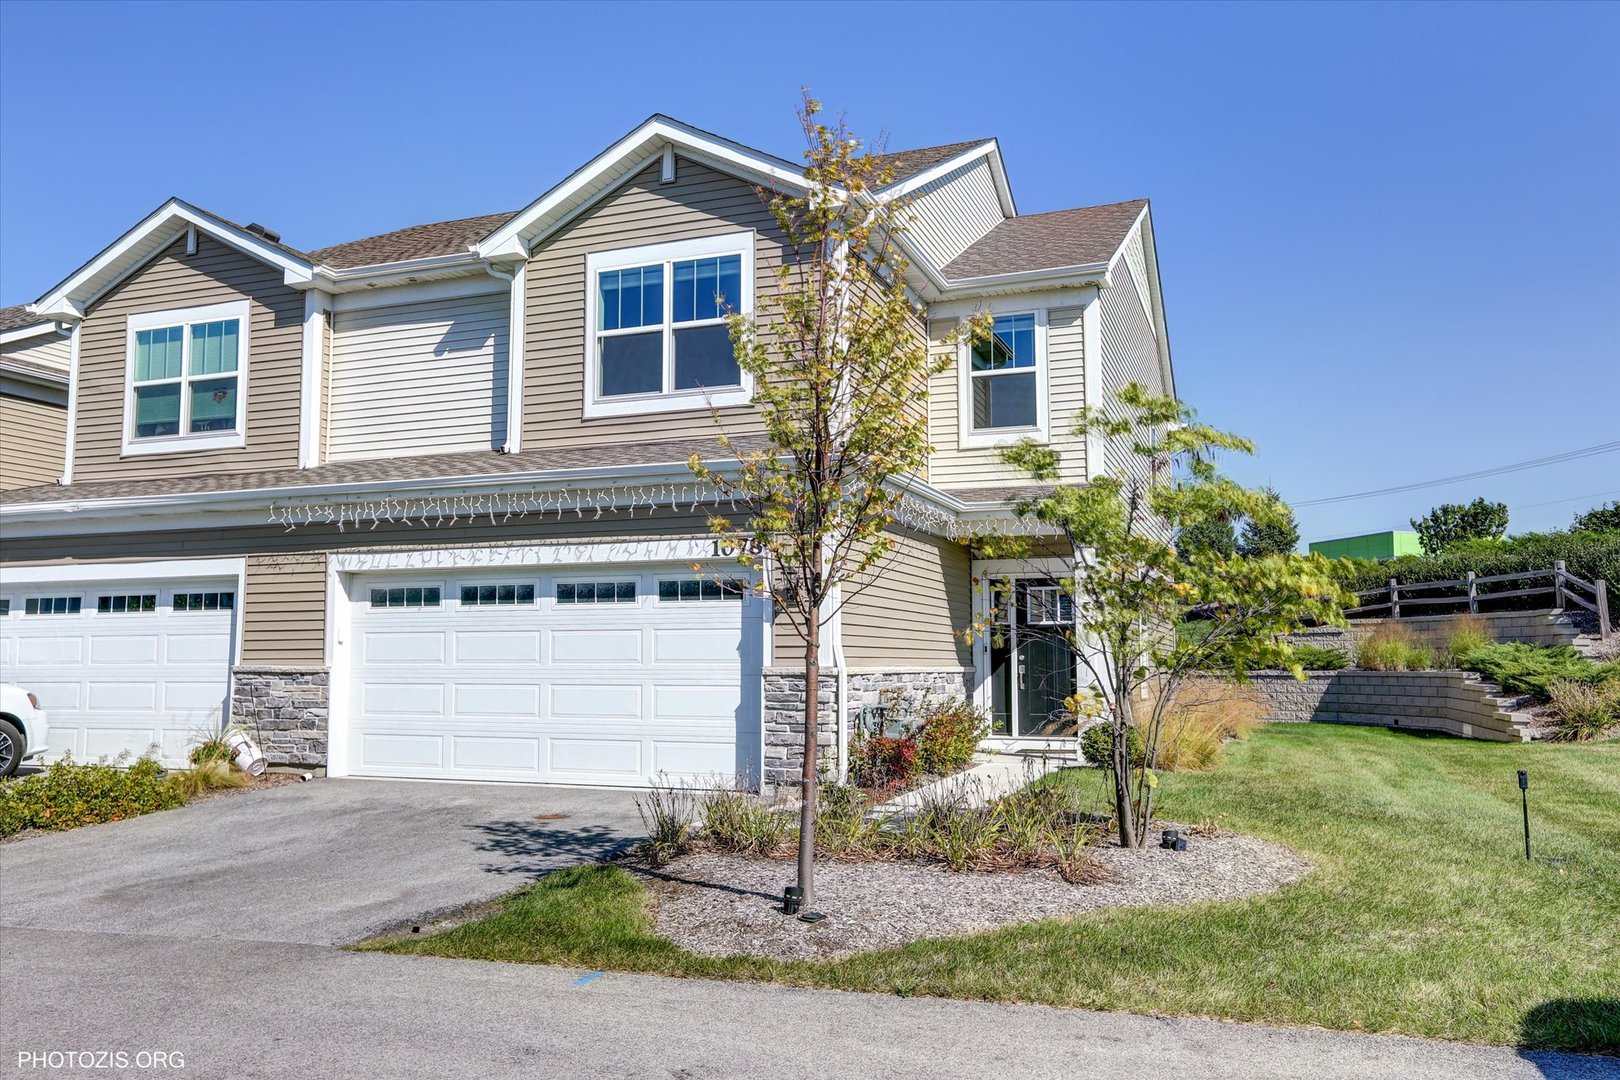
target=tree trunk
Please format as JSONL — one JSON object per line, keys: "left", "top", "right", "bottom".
{"left": 796, "top": 612, "right": 821, "bottom": 911}
{"left": 1113, "top": 682, "right": 1139, "bottom": 849}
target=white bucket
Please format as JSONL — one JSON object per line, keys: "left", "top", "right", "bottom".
{"left": 225, "top": 730, "right": 267, "bottom": 777}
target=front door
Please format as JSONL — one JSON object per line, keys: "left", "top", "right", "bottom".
{"left": 986, "top": 579, "right": 1078, "bottom": 738}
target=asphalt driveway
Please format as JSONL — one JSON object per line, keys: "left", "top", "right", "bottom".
{"left": 0, "top": 778, "right": 644, "bottom": 946}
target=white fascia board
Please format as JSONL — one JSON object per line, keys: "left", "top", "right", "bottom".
{"left": 476, "top": 116, "right": 812, "bottom": 260}
{"left": 0, "top": 556, "right": 245, "bottom": 585}
{"left": 0, "top": 359, "right": 69, "bottom": 388}
{"left": 1135, "top": 206, "right": 1175, "bottom": 401}
{"left": 307, "top": 251, "right": 488, "bottom": 294}
{"left": 0, "top": 321, "right": 70, "bottom": 346}
{"left": 938, "top": 261, "right": 1112, "bottom": 298}
{"left": 32, "top": 199, "right": 314, "bottom": 319}
{"left": 879, "top": 139, "right": 1016, "bottom": 218}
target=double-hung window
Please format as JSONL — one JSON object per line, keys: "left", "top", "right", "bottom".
{"left": 126, "top": 300, "right": 249, "bottom": 453}
{"left": 964, "top": 311, "right": 1045, "bottom": 445}
{"left": 584, "top": 232, "right": 754, "bottom": 417}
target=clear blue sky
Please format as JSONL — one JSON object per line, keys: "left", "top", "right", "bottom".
{"left": 3, "top": 1, "right": 1615, "bottom": 543}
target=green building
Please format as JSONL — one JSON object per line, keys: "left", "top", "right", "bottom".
{"left": 1309, "top": 531, "right": 1423, "bottom": 561}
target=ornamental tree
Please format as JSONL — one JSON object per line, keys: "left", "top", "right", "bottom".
{"left": 1238, "top": 487, "right": 1301, "bottom": 557}
{"left": 691, "top": 95, "right": 984, "bottom": 911}
{"left": 986, "top": 384, "right": 1351, "bottom": 848}
{"left": 1411, "top": 497, "right": 1509, "bottom": 554}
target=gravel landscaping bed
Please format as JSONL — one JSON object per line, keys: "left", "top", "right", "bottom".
{"left": 633, "top": 828, "right": 1310, "bottom": 960}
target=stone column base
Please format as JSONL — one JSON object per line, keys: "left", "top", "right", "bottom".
{"left": 231, "top": 667, "right": 330, "bottom": 767}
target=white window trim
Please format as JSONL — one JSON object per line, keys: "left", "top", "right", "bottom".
{"left": 958, "top": 307, "right": 1049, "bottom": 450}
{"left": 123, "top": 299, "right": 250, "bottom": 456}
{"left": 582, "top": 231, "right": 755, "bottom": 419}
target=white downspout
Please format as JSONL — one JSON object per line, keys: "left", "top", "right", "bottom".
{"left": 830, "top": 583, "right": 848, "bottom": 784}
{"left": 58, "top": 321, "right": 80, "bottom": 485}
{"left": 484, "top": 260, "right": 525, "bottom": 454}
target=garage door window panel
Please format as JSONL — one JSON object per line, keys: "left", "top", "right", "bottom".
{"left": 556, "top": 581, "right": 638, "bottom": 605}
{"left": 173, "top": 592, "right": 234, "bottom": 612}
{"left": 460, "top": 584, "right": 536, "bottom": 607}
{"left": 97, "top": 594, "right": 158, "bottom": 614}
{"left": 657, "top": 578, "right": 744, "bottom": 602}
{"left": 370, "top": 586, "right": 442, "bottom": 609}
{"left": 25, "top": 597, "right": 82, "bottom": 616}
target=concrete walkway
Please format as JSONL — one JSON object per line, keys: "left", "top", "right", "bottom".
{"left": 873, "top": 750, "right": 1070, "bottom": 819}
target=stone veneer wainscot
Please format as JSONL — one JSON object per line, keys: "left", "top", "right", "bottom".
{"left": 230, "top": 666, "right": 330, "bottom": 766}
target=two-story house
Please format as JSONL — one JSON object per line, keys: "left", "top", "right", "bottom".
{"left": 0, "top": 116, "right": 1172, "bottom": 791}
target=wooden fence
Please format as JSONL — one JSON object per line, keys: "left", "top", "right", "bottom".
{"left": 1348, "top": 561, "right": 1611, "bottom": 640}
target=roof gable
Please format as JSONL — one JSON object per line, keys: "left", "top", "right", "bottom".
{"left": 941, "top": 199, "right": 1147, "bottom": 281}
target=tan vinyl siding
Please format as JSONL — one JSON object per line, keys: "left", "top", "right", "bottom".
{"left": 73, "top": 233, "right": 304, "bottom": 481}
{"left": 1097, "top": 241, "right": 1165, "bottom": 491}
{"left": 2, "top": 331, "right": 72, "bottom": 373}
{"left": 244, "top": 553, "right": 327, "bottom": 666}
{"left": 2, "top": 510, "right": 720, "bottom": 665}
{"left": 327, "top": 291, "right": 509, "bottom": 461}
{"left": 842, "top": 530, "right": 972, "bottom": 669}
{"left": 903, "top": 157, "right": 1004, "bottom": 270}
{"left": 927, "top": 306, "right": 1088, "bottom": 489}
{"left": 522, "top": 157, "right": 785, "bottom": 449}
{"left": 0, "top": 393, "right": 67, "bottom": 489}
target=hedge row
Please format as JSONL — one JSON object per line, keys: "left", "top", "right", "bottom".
{"left": 1334, "top": 530, "right": 1620, "bottom": 614}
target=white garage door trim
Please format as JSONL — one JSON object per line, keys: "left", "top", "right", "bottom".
{"left": 328, "top": 542, "right": 769, "bottom": 788}
{"left": 0, "top": 557, "right": 246, "bottom": 765}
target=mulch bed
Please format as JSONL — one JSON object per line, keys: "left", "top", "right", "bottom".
{"left": 631, "top": 828, "right": 1310, "bottom": 961}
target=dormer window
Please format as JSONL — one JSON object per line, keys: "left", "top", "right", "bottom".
{"left": 583, "top": 232, "right": 754, "bottom": 418}
{"left": 962, "top": 310, "right": 1048, "bottom": 447}
{"left": 124, "top": 300, "right": 249, "bottom": 455}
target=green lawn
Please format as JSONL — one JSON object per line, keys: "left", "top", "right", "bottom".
{"left": 368, "top": 725, "right": 1620, "bottom": 1052}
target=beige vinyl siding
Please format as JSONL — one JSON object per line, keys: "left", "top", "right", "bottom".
{"left": 73, "top": 233, "right": 305, "bottom": 480}
{"left": 2, "top": 510, "right": 721, "bottom": 665}
{"left": 842, "top": 530, "right": 972, "bottom": 668}
{"left": 522, "top": 156, "right": 787, "bottom": 449}
{"left": 903, "top": 157, "right": 1004, "bottom": 270}
{"left": 244, "top": 553, "right": 327, "bottom": 666}
{"left": 327, "top": 291, "right": 509, "bottom": 461}
{"left": 1097, "top": 240, "right": 1165, "bottom": 492}
{"left": 0, "top": 393, "right": 67, "bottom": 490}
{"left": 926, "top": 306, "right": 1088, "bottom": 489}
{"left": 2, "top": 331, "right": 72, "bottom": 374}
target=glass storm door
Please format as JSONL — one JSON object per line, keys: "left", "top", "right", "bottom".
{"left": 986, "top": 579, "right": 1078, "bottom": 738}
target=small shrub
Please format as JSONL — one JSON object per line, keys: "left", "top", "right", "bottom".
{"left": 913, "top": 699, "right": 990, "bottom": 775}
{"left": 1358, "top": 624, "right": 1433, "bottom": 671}
{"left": 0, "top": 754, "right": 184, "bottom": 838}
{"left": 1287, "top": 644, "right": 1350, "bottom": 671}
{"left": 815, "top": 782, "right": 881, "bottom": 858}
{"left": 1461, "top": 642, "right": 1620, "bottom": 702}
{"left": 188, "top": 734, "right": 234, "bottom": 767}
{"left": 1142, "top": 678, "right": 1266, "bottom": 772}
{"left": 850, "top": 732, "right": 919, "bottom": 790}
{"left": 1080, "top": 722, "right": 1145, "bottom": 769}
{"left": 1544, "top": 680, "right": 1620, "bottom": 741}
{"left": 635, "top": 778, "right": 698, "bottom": 867}
{"left": 1442, "top": 615, "right": 1495, "bottom": 668}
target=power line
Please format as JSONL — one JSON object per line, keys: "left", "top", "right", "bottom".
{"left": 1508, "top": 488, "right": 1620, "bottom": 514}
{"left": 1292, "top": 441, "right": 1620, "bottom": 507}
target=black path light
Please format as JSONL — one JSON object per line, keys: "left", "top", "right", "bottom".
{"left": 1518, "top": 770, "right": 1531, "bottom": 862}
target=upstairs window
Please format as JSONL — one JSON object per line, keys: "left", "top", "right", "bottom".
{"left": 969, "top": 313, "right": 1039, "bottom": 433}
{"left": 126, "top": 301, "right": 249, "bottom": 454}
{"left": 584, "top": 234, "right": 754, "bottom": 418}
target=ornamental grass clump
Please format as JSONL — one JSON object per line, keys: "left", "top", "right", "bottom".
{"left": 1142, "top": 677, "right": 1266, "bottom": 772}
{"left": 698, "top": 787, "right": 792, "bottom": 857}
{"left": 1544, "top": 679, "right": 1620, "bottom": 742}
{"left": 1357, "top": 624, "right": 1434, "bottom": 671}
{"left": 1443, "top": 615, "right": 1496, "bottom": 668}
{"left": 635, "top": 779, "right": 699, "bottom": 867}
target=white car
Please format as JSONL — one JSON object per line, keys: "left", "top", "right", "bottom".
{"left": 0, "top": 684, "right": 49, "bottom": 778}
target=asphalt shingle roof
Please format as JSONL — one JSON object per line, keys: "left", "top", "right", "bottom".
{"left": 0, "top": 435, "right": 769, "bottom": 507}
{"left": 0, "top": 303, "right": 48, "bottom": 332}
{"left": 942, "top": 199, "right": 1147, "bottom": 280}
{"left": 309, "top": 212, "right": 518, "bottom": 270}
{"left": 872, "top": 140, "right": 989, "bottom": 184}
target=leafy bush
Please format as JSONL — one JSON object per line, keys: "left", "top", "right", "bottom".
{"left": 1289, "top": 644, "right": 1350, "bottom": 671}
{"left": 1142, "top": 678, "right": 1265, "bottom": 772}
{"left": 0, "top": 755, "right": 184, "bottom": 838}
{"left": 1411, "top": 497, "right": 1509, "bottom": 554}
{"left": 1460, "top": 642, "right": 1620, "bottom": 702}
{"left": 1358, "top": 624, "right": 1434, "bottom": 671}
{"left": 1572, "top": 502, "right": 1620, "bottom": 533}
{"left": 1080, "top": 723, "right": 1145, "bottom": 769}
{"left": 1443, "top": 615, "right": 1496, "bottom": 668}
{"left": 1544, "top": 680, "right": 1620, "bottom": 742}
{"left": 850, "top": 732, "right": 919, "bottom": 790}
{"left": 1336, "top": 530, "right": 1619, "bottom": 614}
{"left": 913, "top": 699, "right": 990, "bottom": 775}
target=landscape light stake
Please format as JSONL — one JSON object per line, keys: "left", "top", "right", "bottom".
{"left": 1518, "top": 770, "right": 1531, "bottom": 861}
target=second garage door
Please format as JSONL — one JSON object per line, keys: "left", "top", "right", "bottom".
{"left": 344, "top": 565, "right": 762, "bottom": 786}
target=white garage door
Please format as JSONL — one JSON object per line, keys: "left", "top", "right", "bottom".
{"left": 0, "top": 579, "right": 237, "bottom": 766}
{"left": 344, "top": 566, "right": 761, "bottom": 786}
